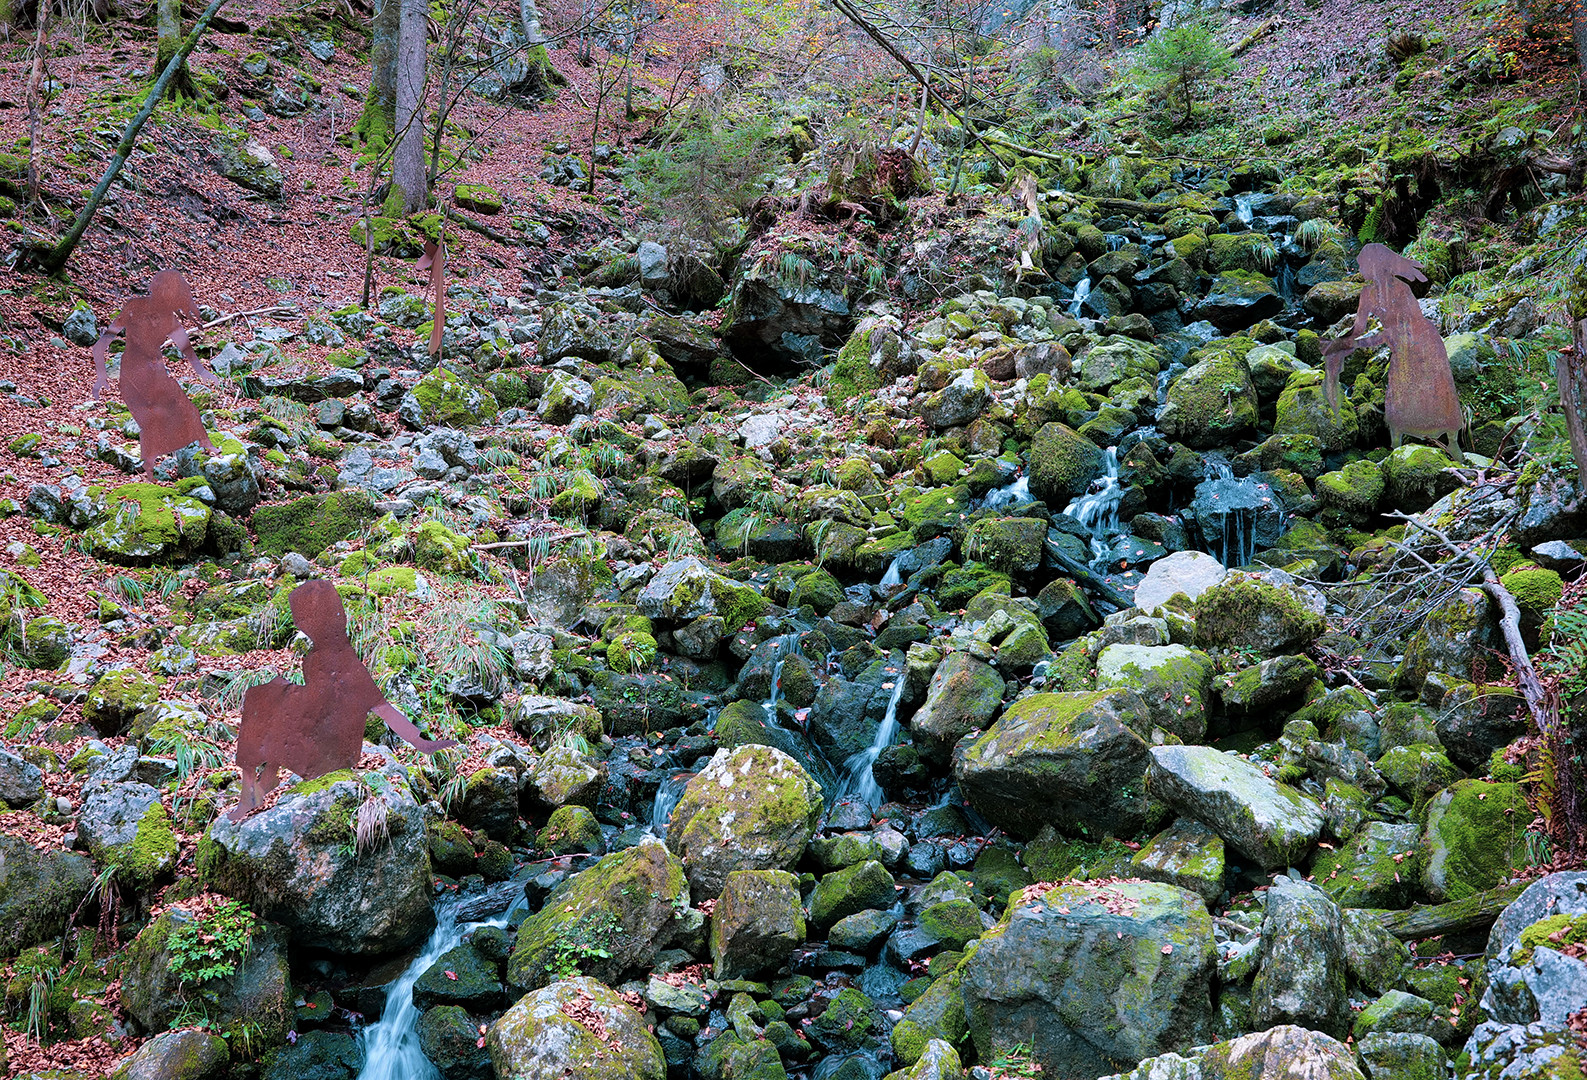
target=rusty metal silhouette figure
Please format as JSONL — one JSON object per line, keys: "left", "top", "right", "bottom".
{"left": 1322, "top": 243, "right": 1465, "bottom": 461}
{"left": 229, "top": 580, "right": 457, "bottom": 821}
{"left": 90, "top": 270, "right": 218, "bottom": 480}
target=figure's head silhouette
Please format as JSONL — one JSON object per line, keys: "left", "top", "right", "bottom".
{"left": 1358, "top": 243, "right": 1427, "bottom": 289}
{"left": 147, "top": 269, "right": 201, "bottom": 323}
{"left": 289, "top": 579, "right": 348, "bottom": 646}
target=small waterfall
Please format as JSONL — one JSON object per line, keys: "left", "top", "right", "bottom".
{"left": 836, "top": 671, "right": 907, "bottom": 809}
{"left": 1190, "top": 459, "right": 1279, "bottom": 569}
{"left": 1105, "top": 233, "right": 1127, "bottom": 251}
{"left": 356, "top": 895, "right": 521, "bottom": 1080}
{"left": 1068, "top": 277, "right": 1092, "bottom": 319}
{"left": 762, "top": 634, "right": 802, "bottom": 711}
{"left": 1061, "top": 447, "right": 1125, "bottom": 570}
{"left": 1275, "top": 260, "right": 1297, "bottom": 301}
{"left": 878, "top": 555, "right": 903, "bottom": 589}
{"left": 981, "top": 474, "right": 1031, "bottom": 510}
{"left": 649, "top": 770, "right": 693, "bottom": 837}
{"left": 1233, "top": 194, "right": 1255, "bottom": 226}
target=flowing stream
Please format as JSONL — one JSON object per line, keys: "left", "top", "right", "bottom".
{"left": 1068, "top": 276, "right": 1092, "bottom": 319}
{"left": 981, "top": 474, "right": 1031, "bottom": 510}
{"left": 1061, "top": 447, "right": 1125, "bottom": 570}
{"left": 356, "top": 894, "right": 522, "bottom": 1080}
{"left": 835, "top": 672, "right": 907, "bottom": 809}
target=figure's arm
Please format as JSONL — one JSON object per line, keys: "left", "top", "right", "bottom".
{"left": 372, "top": 702, "right": 458, "bottom": 754}
{"left": 90, "top": 323, "right": 121, "bottom": 401}
{"left": 170, "top": 326, "right": 218, "bottom": 384}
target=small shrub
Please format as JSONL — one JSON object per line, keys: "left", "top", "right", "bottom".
{"left": 167, "top": 900, "right": 259, "bottom": 985}
{"left": 1135, "top": 22, "right": 1237, "bottom": 127}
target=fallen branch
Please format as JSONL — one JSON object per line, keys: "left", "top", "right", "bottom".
{"left": 1230, "top": 17, "right": 1277, "bottom": 57}
{"left": 443, "top": 205, "right": 516, "bottom": 245}
{"left": 197, "top": 304, "right": 297, "bottom": 330}
{"left": 1389, "top": 510, "right": 1550, "bottom": 735}
{"left": 1365, "top": 880, "right": 1529, "bottom": 940}
{"left": 1044, "top": 540, "right": 1133, "bottom": 609}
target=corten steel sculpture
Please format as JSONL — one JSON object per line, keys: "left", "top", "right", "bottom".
{"left": 229, "top": 580, "right": 457, "bottom": 821}
{"left": 1322, "top": 243, "right": 1465, "bottom": 461}
{"left": 417, "top": 238, "right": 445, "bottom": 358}
{"left": 90, "top": 270, "right": 218, "bottom": 480}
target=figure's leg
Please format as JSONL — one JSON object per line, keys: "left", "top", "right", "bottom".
{"left": 230, "top": 764, "right": 261, "bottom": 821}
{"left": 1445, "top": 429, "right": 1465, "bottom": 464}
{"left": 373, "top": 703, "right": 458, "bottom": 754}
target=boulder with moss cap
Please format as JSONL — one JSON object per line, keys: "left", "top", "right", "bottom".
{"left": 488, "top": 976, "right": 665, "bottom": 1080}
{"left": 666, "top": 744, "right": 824, "bottom": 897}
{"left": 1147, "top": 744, "right": 1325, "bottom": 870}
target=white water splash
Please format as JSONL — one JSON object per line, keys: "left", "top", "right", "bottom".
{"left": 1068, "top": 276, "right": 1092, "bottom": 319}
{"left": 1062, "top": 446, "right": 1125, "bottom": 569}
{"left": 982, "top": 474, "right": 1031, "bottom": 510}
{"left": 356, "top": 894, "right": 521, "bottom": 1080}
{"left": 836, "top": 673, "right": 908, "bottom": 809}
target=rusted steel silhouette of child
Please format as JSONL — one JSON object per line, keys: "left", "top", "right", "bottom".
{"left": 229, "top": 580, "right": 457, "bottom": 822}
{"left": 1322, "top": 243, "right": 1465, "bottom": 461}
{"left": 90, "top": 270, "right": 218, "bottom": 480}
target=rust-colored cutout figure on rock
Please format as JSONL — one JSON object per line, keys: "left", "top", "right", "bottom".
{"left": 229, "top": 580, "right": 457, "bottom": 821}
{"left": 91, "top": 270, "right": 218, "bottom": 480}
{"left": 1322, "top": 243, "right": 1465, "bottom": 461}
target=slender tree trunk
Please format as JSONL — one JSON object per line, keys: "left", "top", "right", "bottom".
{"left": 1575, "top": 0, "right": 1587, "bottom": 94}
{"left": 33, "top": 0, "right": 228, "bottom": 274}
{"left": 25, "top": 0, "right": 48, "bottom": 208}
{"left": 391, "top": 0, "right": 428, "bottom": 214}
{"left": 156, "top": 0, "right": 194, "bottom": 95}
{"left": 356, "top": 0, "right": 399, "bottom": 149}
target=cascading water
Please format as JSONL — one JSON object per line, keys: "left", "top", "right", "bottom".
{"left": 762, "top": 634, "right": 802, "bottom": 711}
{"left": 356, "top": 894, "right": 522, "bottom": 1080}
{"left": 981, "top": 474, "right": 1031, "bottom": 510}
{"left": 1061, "top": 447, "right": 1125, "bottom": 570}
{"left": 1233, "top": 193, "right": 1255, "bottom": 226}
{"left": 1105, "top": 233, "right": 1127, "bottom": 251}
{"left": 836, "top": 671, "right": 907, "bottom": 809}
{"left": 878, "top": 555, "right": 903, "bottom": 590}
{"left": 1068, "top": 277, "right": 1092, "bottom": 319}
{"left": 649, "top": 770, "right": 694, "bottom": 836}
{"left": 1188, "top": 460, "right": 1284, "bottom": 569}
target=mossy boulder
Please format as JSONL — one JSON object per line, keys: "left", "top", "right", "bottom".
{"left": 1196, "top": 1026, "right": 1364, "bottom": 1080}
{"left": 809, "top": 859, "right": 896, "bottom": 927}
{"left": 1383, "top": 444, "right": 1455, "bottom": 513}
{"left": 454, "top": 183, "right": 504, "bottom": 214}
{"left": 488, "top": 976, "right": 665, "bottom": 1080}
{"left": 87, "top": 483, "right": 212, "bottom": 563}
{"left": 637, "top": 556, "right": 769, "bottom": 631}
{"left": 910, "top": 651, "right": 1006, "bottom": 762}
{"left": 1094, "top": 643, "right": 1216, "bottom": 743}
{"left": 111, "top": 1028, "right": 230, "bottom": 1080}
{"left": 666, "top": 745, "right": 824, "bottom": 897}
{"left": 199, "top": 765, "right": 435, "bottom": 955}
{"left": 1029, "top": 422, "right": 1105, "bottom": 503}
{"left": 1391, "top": 588, "right": 1499, "bottom": 698}
{"left": 1147, "top": 744, "right": 1326, "bottom": 871}
{"left": 954, "top": 689, "right": 1152, "bottom": 839}
{"left": 710, "top": 869, "right": 805, "bottom": 979}
{"left": 1274, "top": 369, "right": 1359, "bottom": 453}
{"left": 1251, "top": 876, "right": 1349, "bottom": 1037}
{"left": 1158, "top": 349, "right": 1259, "bottom": 448}
{"left": 83, "top": 669, "right": 164, "bottom": 735}
{"left": 1316, "top": 458, "right": 1385, "bottom": 519}
{"left": 1313, "top": 821, "right": 1421, "bottom": 908}
{"left": 252, "top": 489, "right": 377, "bottom": 558}
{"left": 1073, "top": 336, "right": 1165, "bottom": 393}
{"left": 403, "top": 367, "right": 499, "bottom": 427}
{"left": 506, "top": 840, "right": 693, "bottom": 992}
{"left": 121, "top": 907, "right": 293, "bottom": 1045}
{"left": 1193, "top": 572, "right": 1326, "bottom": 656}
{"left": 0, "top": 836, "right": 94, "bottom": 954}
{"left": 961, "top": 879, "right": 1215, "bottom": 1079}
{"left": 536, "top": 805, "right": 604, "bottom": 855}
{"left": 963, "top": 516, "right": 1047, "bottom": 576}
{"left": 1129, "top": 818, "right": 1226, "bottom": 905}
{"left": 1420, "top": 779, "right": 1529, "bottom": 902}
{"left": 1376, "top": 744, "right": 1462, "bottom": 810}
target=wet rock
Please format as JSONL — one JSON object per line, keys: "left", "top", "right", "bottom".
{"left": 956, "top": 689, "right": 1152, "bottom": 839}
{"left": 1159, "top": 348, "right": 1259, "bottom": 448}
{"left": 1029, "top": 422, "right": 1105, "bottom": 503}
{"left": 1147, "top": 745, "right": 1325, "bottom": 871}
{"left": 488, "top": 976, "right": 665, "bottom": 1080}
{"left": 1196, "top": 1026, "right": 1363, "bottom": 1080}
{"left": 418, "top": 1005, "right": 494, "bottom": 1080}
{"left": 0, "top": 747, "right": 45, "bottom": 808}
{"left": 200, "top": 764, "right": 435, "bottom": 955}
{"left": 1130, "top": 818, "right": 1225, "bottom": 905}
{"left": 910, "top": 652, "right": 1005, "bottom": 762}
{"left": 414, "top": 942, "right": 505, "bottom": 1011}
{"left": 1132, "top": 550, "right": 1226, "bottom": 615}
{"left": 111, "top": 1027, "right": 230, "bottom": 1080}
{"left": 809, "top": 859, "right": 896, "bottom": 927}
{"left": 961, "top": 879, "right": 1215, "bottom": 1080}
{"left": 261, "top": 1030, "right": 362, "bottom": 1080}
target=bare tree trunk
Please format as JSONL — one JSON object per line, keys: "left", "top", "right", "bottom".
{"left": 1576, "top": 0, "right": 1587, "bottom": 94}
{"left": 1565, "top": 318, "right": 1587, "bottom": 493}
{"left": 156, "top": 0, "right": 193, "bottom": 95}
{"left": 25, "top": 0, "right": 48, "bottom": 208}
{"left": 356, "top": 0, "right": 399, "bottom": 149}
{"left": 391, "top": 0, "right": 428, "bottom": 214}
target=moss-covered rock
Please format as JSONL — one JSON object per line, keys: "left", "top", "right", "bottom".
{"left": 637, "top": 556, "right": 769, "bottom": 631}
{"left": 809, "top": 859, "right": 896, "bottom": 926}
{"left": 83, "top": 669, "right": 164, "bottom": 735}
{"left": 710, "top": 868, "right": 805, "bottom": 979}
{"left": 1274, "top": 369, "right": 1360, "bottom": 453}
{"left": 667, "top": 745, "right": 824, "bottom": 897}
{"left": 1029, "top": 422, "right": 1104, "bottom": 503}
{"left": 1158, "top": 347, "right": 1259, "bottom": 448}
{"left": 910, "top": 651, "right": 1006, "bottom": 762}
{"left": 1094, "top": 643, "right": 1216, "bottom": 743}
{"left": 1420, "top": 779, "right": 1529, "bottom": 902}
{"left": 87, "top": 483, "right": 212, "bottom": 563}
{"left": 1383, "top": 444, "right": 1454, "bottom": 514}
{"left": 0, "top": 836, "right": 94, "bottom": 954}
{"left": 506, "top": 841, "right": 692, "bottom": 991}
{"left": 537, "top": 805, "right": 604, "bottom": 855}
{"left": 961, "top": 879, "right": 1215, "bottom": 1078}
{"left": 955, "top": 689, "right": 1152, "bottom": 839}
{"left": 963, "top": 516, "right": 1048, "bottom": 576}
{"left": 1193, "top": 572, "right": 1326, "bottom": 657}
{"left": 1313, "top": 821, "right": 1420, "bottom": 908}
{"left": 488, "top": 976, "right": 665, "bottom": 1080}
{"left": 1129, "top": 818, "right": 1226, "bottom": 905}
{"left": 404, "top": 367, "right": 499, "bottom": 427}
{"left": 251, "top": 489, "right": 377, "bottom": 558}
{"left": 1316, "top": 458, "right": 1385, "bottom": 520}
{"left": 1376, "top": 744, "right": 1462, "bottom": 810}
